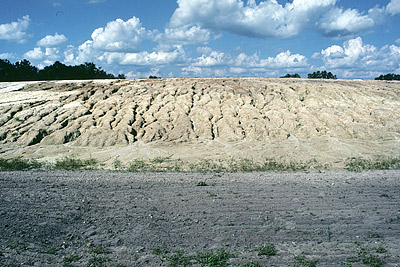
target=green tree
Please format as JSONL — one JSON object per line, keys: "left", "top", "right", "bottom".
{"left": 280, "top": 73, "right": 301, "bottom": 78}
{"left": 375, "top": 73, "right": 400, "bottom": 80}
{"left": 308, "top": 70, "right": 337, "bottom": 79}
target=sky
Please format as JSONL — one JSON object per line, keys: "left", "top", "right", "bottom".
{"left": 1, "top": 0, "right": 400, "bottom": 79}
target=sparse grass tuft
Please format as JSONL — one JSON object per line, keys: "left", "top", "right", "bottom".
{"left": 86, "top": 255, "right": 110, "bottom": 267}
{"left": 0, "top": 157, "right": 42, "bottom": 171}
{"left": 257, "top": 243, "right": 277, "bottom": 257}
{"left": 166, "top": 251, "right": 193, "bottom": 267}
{"left": 346, "top": 156, "right": 400, "bottom": 171}
{"left": 158, "top": 248, "right": 235, "bottom": 267}
{"left": 127, "top": 159, "right": 152, "bottom": 172}
{"left": 293, "top": 254, "right": 318, "bottom": 267}
{"left": 196, "top": 249, "right": 235, "bottom": 266}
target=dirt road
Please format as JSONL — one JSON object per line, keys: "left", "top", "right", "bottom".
{"left": 1, "top": 170, "right": 399, "bottom": 266}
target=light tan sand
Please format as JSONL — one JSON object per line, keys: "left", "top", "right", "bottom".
{"left": 0, "top": 78, "right": 399, "bottom": 168}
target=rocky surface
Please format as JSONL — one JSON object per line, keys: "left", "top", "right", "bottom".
{"left": 1, "top": 78, "right": 400, "bottom": 167}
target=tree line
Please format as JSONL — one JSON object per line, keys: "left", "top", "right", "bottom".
{"left": 374, "top": 73, "right": 400, "bottom": 80}
{"left": 0, "top": 59, "right": 126, "bottom": 82}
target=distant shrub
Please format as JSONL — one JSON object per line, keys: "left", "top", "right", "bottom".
{"left": 0, "top": 157, "right": 42, "bottom": 171}
{"left": 375, "top": 73, "right": 400, "bottom": 80}
{"left": 149, "top": 75, "right": 160, "bottom": 79}
{"left": 280, "top": 73, "right": 301, "bottom": 78}
{"left": 308, "top": 70, "right": 337, "bottom": 79}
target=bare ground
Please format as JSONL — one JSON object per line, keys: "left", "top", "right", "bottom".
{"left": 1, "top": 170, "right": 399, "bottom": 266}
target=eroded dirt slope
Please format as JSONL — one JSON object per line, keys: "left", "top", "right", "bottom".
{"left": 1, "top": 78, "right": 400, "bottom": 167}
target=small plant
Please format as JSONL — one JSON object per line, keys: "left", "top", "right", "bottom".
{"left": 197, "top": 181, "right": 208, "bottom": 186}
{"left": 357, "top": 246, "right": 386, "bottom": 266}
{"left": 63, "top": 253, "right": 82, "bottom": 264}
{"left": 87, "top": 245, "right": 111, "bottom": 255}
{"left": 167, "top": 251, "right": 193, "bottom": 267}
{"left": 86, "top": 255, "right": 110, "bottom": 267}
{"left": 257, "top": 243, "right": 277, "bottom": 257}
{"left": 345, "top": 156, "right": 400, "bottom": 171}
{"left": 113, "top": 159, "right": 124, "bottom": 170}
{"left": 152, "top": 247, "right": 169, "bottom": 256}
{"left": 196, "top": 249, "right": 235, "bottom": 266}
{"left": 150, "top": 156, "right": 171, "bottom": 164}
{"left": 293, "top": 254, "right": 318, "bottom": 267}
{"left": 127, "top": 159, "right": 151, "bottom": 172}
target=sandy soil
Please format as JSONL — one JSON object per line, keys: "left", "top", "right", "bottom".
{"left": 1, "top": 170, "right": 399, "bottom": 266}
{"left": 1, "top": 78, "right": 400, "bottom": 168}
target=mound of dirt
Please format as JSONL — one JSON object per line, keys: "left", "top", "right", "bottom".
{"left": 0, "top": 78, "right": 399, "bottom": 167}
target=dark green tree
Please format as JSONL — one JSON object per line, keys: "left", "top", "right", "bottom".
{"left": 0, "top": 59, "right": 16, "bottom": 81}
{"left": 0, "top": 59, "right": 124, "bottom": 81}
{"left": 375, "top": 73, "right": 400, "bottom": 80}
{"left": 280, "top": 73, "right": 301, "bottom": 78}
{"left": 308, "top": 70, "right": 337, "bottom": 79}
{"left": 14, "top": 59, "right": 39, "bottom": 81}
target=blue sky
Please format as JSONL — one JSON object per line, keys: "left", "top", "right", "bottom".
{"left": 1, "top": 0, "right": 400, "bottom": 79}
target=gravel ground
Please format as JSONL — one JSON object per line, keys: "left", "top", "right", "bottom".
{"left": 1, "top": 170, "right": 400, "bottom": 266}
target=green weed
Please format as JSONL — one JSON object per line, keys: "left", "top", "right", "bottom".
{"left": 160, "top": 248, "right": 235, "bottom": 267}
{"left": 0, "top": 157, "right": 42, "bottom": 171}
{"left": 86, "top": 255, "right": 110, "bottom": 267}
{"left": 257, "top": 243, "right": 277, "bottom": 257}
{"left": 346, "top": 156, "right": 400, "bottom": 171}
{"left": 196, "top": 249, "right": 235, "bottom": 266}
{"left": 53, "top": 156, "right": 98, "bottom": 170}
{"left": 293, "top": 254, "right": 318, "bottom": 267}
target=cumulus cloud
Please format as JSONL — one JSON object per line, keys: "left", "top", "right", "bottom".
{"left": 0, "top": 53, "right": 17, "bottom": 59}
{"left": 90, "top": 16, "right": 153, "bottom": 52}
{"left": 386, "top": 0, "right": 400, "bottom": 15}
{"left": 24, "top": 47, "right": 45, "bottom": 61}
{"left": 184, "top": 48, "right": 309, "bottom": 77}
{"left": 169, "top": 0, "right": 388, "bottom": 38}
{"left": 193, "top": 51, "right": 227, "bottom": 67}
{"left": 37, "top": 33, "right": 67, "bottom": 47}
{"left": 318, "top": 8, "right": 375, "bottom": 36}
{"left": 317, "top": 37, "right": 400, "bottom": 76}
{"left": 110, "top": 45, "right": 187, "bottom": 66}
{"left": 158, "top": 25, "right": 214, "bottom": 45}
{"left": 0, "top": 15, "right": 30, "bottom": 43}
{"left": 24, "top": 47, "right": 62, "bottom": 64}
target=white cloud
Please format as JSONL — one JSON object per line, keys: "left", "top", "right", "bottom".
{"left": 396, "top": 38, "right": 400, "bottom": 44}
{"left": 24, "top": 47, "right": 45, "bottom": 61}
{"left": 0, "top": 15, "right": 30, "bottom": 43}
{"left": 183, "top": 48, "right": 309, "bottom": 77}
{"left": 23, "top": 47, "right": 62, "bottom": 64}
{"left": 386, "top": 0, "right": 400, "bottom": 15}
{"left": 88, "top": 0, "right": 105, "bottom": 3}
{"left": 158, "top": 25, "right": 213, "bottom": 45}
{"left": 89, "top": 16, "right": 152, "bottom": 52}
{"left": 37, "top": 33, "right": 67, "bottom": 47}
{"left": 169, "top": 0, "right": 385, "bottom": 39}
{"left": 260, "top": 51, "right": 308, "bottom": 69}
{"left": 318, "top": 37, "right": 400, "bottom": 76}
{"left": 318, "top": 8, "right": 375, "bottom": 36}
{"left": 0, "top": 53, "right": 17, "bottom": 59}
{"left": 118, "top": 46, "right": 187, "bottom": 66}
{"left": 193, "top": 51, "right": 227, "bottom": 67}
